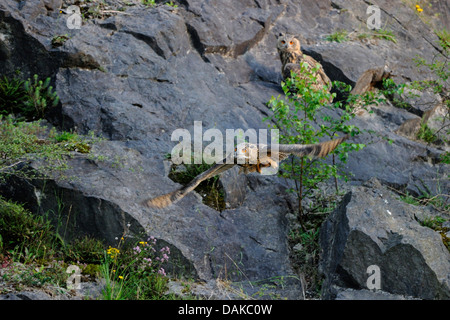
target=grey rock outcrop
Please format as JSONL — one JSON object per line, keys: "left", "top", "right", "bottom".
{"left": 0, "top": 281, "right": 105, "bottom": 300}
{"left": 320, "top": 178, "right": 450, "bottom": 300}
{"left": 334, "top": 287, "right": 419, "bottom": 300}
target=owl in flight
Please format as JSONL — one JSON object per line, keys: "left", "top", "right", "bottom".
{"left": 277, "top": 33, "right": 332, "bottom": 100}
{"left": 142, "top": 135, "right": 348, "bottom": 209}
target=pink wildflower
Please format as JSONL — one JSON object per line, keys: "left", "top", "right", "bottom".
{"left": 133, "top": 246, "right": 141, "bottom": 254}
{"left": 158, "top": 268, "right": 166, "bottom": 276}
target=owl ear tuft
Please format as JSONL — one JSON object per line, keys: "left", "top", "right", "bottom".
{"left": 277, "top": 32, "right": 285, "bottom": 39}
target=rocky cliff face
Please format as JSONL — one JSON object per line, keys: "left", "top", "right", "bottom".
{"left": 0, "top": 0, "right": 448, "bottom": 299}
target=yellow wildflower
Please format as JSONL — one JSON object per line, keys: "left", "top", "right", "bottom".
{"left": 415, "top": 4, "right": 423, "bottom": 12}
{"left": 107, "top": 246, "right": 120, "bottom": 255}
{"left": 118, "top": 276, "right": 124, "bottom": 279}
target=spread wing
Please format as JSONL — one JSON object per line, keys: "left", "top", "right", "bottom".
{"left": 263, "top": 135, "right": 348, "bottom": 162}
{"left": 142, "top": 156, "right": 236, "bottom": 209}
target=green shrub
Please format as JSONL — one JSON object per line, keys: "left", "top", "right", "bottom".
{"left": 266, "top": 62, "right": 365, "bottom": 228}
{"left": 54, "top": 131, "right": 77, "bottom": 142}
{"left": 0, "top": 74, "right": 59, "bottom": 120}
{"left": 372, "top": 28, "right": 397, "bottom": 43}
{"left": 0, "top": 76, "right": 27, "bottom": 117}
{"left": 0, "top": 196, "right": 60, "bottom": 263}
{"left": 417, "top": 122, "right": 437, "bottom": 143}
{"left": 52, "top": 130, "right": 92, "bottom": 153}
{"left": 411, "top": 32, "right": 449, "bottom": 147}
{"left": 0, "top": 116, "right": 70, "bottom": 181}
{"left": 23, "top": 74, "right": 59, "bottom": 120}
{"left": 435, "top": 28, "right": 450, "bottom": 51}
{"left": 165, "top": 1, "right": 178, "bottom": 7}
{"left": 64, "top": 235, "right": 105, "bottom": 264}
{"left": 325, "top": 29, "right": 349, "bottom": 43}
{"left": 0, "top": 117, "right": 95, "bottom": 182}
{"left": 142, "top": 0, "right": 156, "bottom": 6}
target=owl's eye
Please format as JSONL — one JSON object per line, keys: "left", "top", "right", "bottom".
{"left": 281, "top": 40, "right": 285, "bottom": 44}
{"left": 289, "top": 41, "right": 294, "bottom": 45}
{"left": 241, "top": 148, "right": 246, "bottom": 153}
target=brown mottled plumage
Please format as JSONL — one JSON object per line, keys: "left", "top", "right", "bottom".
{"left": 277, "top": 33, "right": 332, "bottom": 98}
{"left": 142, "top": 135, "right": 348, "bottom": 209}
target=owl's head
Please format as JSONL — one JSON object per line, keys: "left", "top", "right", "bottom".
{"left": 234, "top": 142, "right": 259, "bottom": 164}
{"left": 276, "top": 33, "right": 301, "bottom": 53}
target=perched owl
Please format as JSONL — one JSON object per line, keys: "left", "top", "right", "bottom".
{"left": 142, "top": 135, "right": 348, "bottom": 208}
{"left": 277, "top": 33, "right": 332, "bottom": 99}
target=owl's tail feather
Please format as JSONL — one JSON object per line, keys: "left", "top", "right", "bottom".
{"left": 315, "top": 135, "right": 349, "bottom": 158}
{"left": 142, "top": 190, "right": 180, "bottom": 209}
